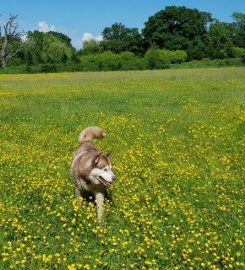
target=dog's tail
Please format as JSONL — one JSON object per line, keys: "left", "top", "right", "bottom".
{"left": 78, "top": 126, "right": 106, "bottom": 143}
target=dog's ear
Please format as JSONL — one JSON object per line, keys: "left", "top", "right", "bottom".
{"left": 94, "top": 153, "right": 103, "bottom": 164}
{"left": 94, "top": 153, "right": 111, "bottom": 164}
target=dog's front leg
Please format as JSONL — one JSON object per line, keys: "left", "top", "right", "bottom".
{"left": 75, "top": 186, "right": 81, "bottom": 199}
{"left": 95, "top": 192, "right": 104, "bottom": 223}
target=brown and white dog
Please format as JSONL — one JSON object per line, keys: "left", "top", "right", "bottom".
{"left": 71, "top": 126, "right": 116, "bottom": 223}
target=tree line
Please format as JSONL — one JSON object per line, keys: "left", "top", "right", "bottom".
{"left": 0, "top": 6, "right": 245, "bottom": 72}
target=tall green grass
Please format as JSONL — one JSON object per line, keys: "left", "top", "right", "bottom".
{"left": 0, "top": 68, "right": 244, "bottom": 269}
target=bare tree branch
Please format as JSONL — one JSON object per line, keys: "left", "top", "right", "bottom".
{"left": 6, "top": 47, "right": 22, "bottom": 61}
{"left": 0, "top": 14, "right": 23, "bottom": 68}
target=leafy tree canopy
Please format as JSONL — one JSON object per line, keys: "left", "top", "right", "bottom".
{"left": 25, "top": 31, "right": 75, "bottom": 64}
{"left": 143, "top": 6, "right": 212, "bottom": 50}
{"left": 232, "top": 12, "right": 245, "bottom": 47}
{"left": 81, "top": 39, "right": 101, "bottom": 55}
{"left": 48, "top": 31, "right": 73, "bottom": 46}
{"left": 101, "top": 23, "right": 144, "bottom": 55}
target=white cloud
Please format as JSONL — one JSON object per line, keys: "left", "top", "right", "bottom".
{"left": 82, "top": 32, "right": 103, "bottom": 42}
{"left": 50, "top": 25, "right": 57, "bottom": 32}
{"left": 72, "top": 38, "right": 83, "bottom": 50}
{"left": 38, "top": 21, "right": 57, "bottom": 33}
{"left": 20, "top": 33, "right": 27, "bottom": 42}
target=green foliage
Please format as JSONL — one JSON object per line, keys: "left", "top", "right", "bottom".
{"left": 79, "top": 51, "right": 146, "bottom": 71}
{"left": 144, "top": 48, "right": 169, "bottom": 69}
{"left": 143, "top": 6, "right": 212, "bottom": 51}
{"left": 119, "top": 51, "right": 146, "bottom": 70}
{"left": 8, "top": 57, "right": 23, "bottom": 66}
{"left": 94, "top": 51, "right": 122, "bottom": 71}
{"left": 102, "top": 22, "right": 132, "bottom": 40}
{"left": 24, "top": 31, "right": 75, "bottom": 65}
{"left": 24, "top": 31, "right": 44, "bottom": 64}
{"left": 206, "top": 21, "right": 235, "bottom": 59}
{"left": 0, "top": 14, "right": 25, "bottom": 68}
{"left": 48, "top": 31, "right": 73, "bottom": 46}
{"left": 79, "top": 52, "right": 116, "bottom": 71}
{"left": 40, "top": 64, "right": 57, "bottom": 72}
{"left": 223, "top": 41, "right": 234, "bottom": 58}
{"left": 81, "top": 39, "right": 101, "bottom": 55}
{"left": 232, "top": 12, "right": 245, "bottom": 48}
{"left": 2, "top": 57, "right": 244, "bottom": 75}
{"left": 42, "top": 34, "right": 74, "bottom": 63}
{"left": 2, "top": 7, "right": 245, "bottom": 72}
{"left": 0, "top": 36, "right": 24, "bottom": 67}
{"left": 232, "top": 47, "right": 245, "bottom": 58}
{"left": 171, "top": 58, "right": 245, "bottom": 69}
{"left": 159, "top": 49, "right": 187, "bottom": 63}
{"left": 187, "top": 38, "right": 207, "bottom": 60}
{"left": 101, "top": 23, "right": 144, "bottom": 55}
{"left": 144, "top": 48, "right": 186, "bottom": 69}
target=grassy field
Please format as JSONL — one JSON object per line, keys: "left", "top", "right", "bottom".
{"left": 0, "top": 68, "right": 244, "bottom": 269}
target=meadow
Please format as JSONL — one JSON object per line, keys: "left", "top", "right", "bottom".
{"left": 0, "top": 67, "right": 244, "bottom": 270}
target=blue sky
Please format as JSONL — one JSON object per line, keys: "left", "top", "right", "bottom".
{"left": 1, "top": 0, "right": 245, "bottom": 49}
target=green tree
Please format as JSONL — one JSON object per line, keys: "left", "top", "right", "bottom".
{"left": 187, "top": 37, "right": 208, "bottom": 60}
{"left": 0, "top": 14, "right": 23, "bottom": 68}
{"left": 25, "top": 31, "right": 75, "bottom": 64}
{"left": 143, "top": 6, "right": 212, "bottom": 51}
{"left": 232, "top": 12, "right": 245, "bottom": 48}
{"left": 206, "top": 21, "right": 235, "bottom": 59}
{"left": 101, "top": 23, "right": 144, "bottom": 55}
{"left": 81, "top": 39, "right": 101, "bottom": 55}
{"left": 24, "top": 31, "right": 44, "bottom": 64}
{"left": 43, "top": 34, "right": 74, "bottom": 63}
{"left": 49, "top": 31, "right": 72, "bottom": 46}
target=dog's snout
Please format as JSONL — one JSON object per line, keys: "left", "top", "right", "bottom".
{"left": 112, "top": 175, "right": 116, "bottom": 181}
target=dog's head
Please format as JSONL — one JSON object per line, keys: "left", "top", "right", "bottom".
{"left": 89, "top": 153, "right": 116, "bottom": 188}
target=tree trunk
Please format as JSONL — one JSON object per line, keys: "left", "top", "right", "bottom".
{"left": 1, "top": 33, "right": 8, "bottom": 69}
{"left": 1, "top": 58, "right": 7, "bottom": 69}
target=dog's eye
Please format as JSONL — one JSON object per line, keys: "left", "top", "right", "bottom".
{"left": 103, "top": 168, "right": 108, "bottom": 172}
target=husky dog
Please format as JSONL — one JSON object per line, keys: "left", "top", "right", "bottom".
{"left": 71, "top": 126, "right": 116, "bottom": 223}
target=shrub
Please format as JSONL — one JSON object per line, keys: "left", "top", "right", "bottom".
{"left": 79, "top": 51, "right": 146, "bottom": 71}
{"left": 232, "top": 47, "right": 245, "bottom": 58}
{"left": 144, "top": 48, "right": 170, "bottom": 69}
{"left": 144, "top": 48, "right": 187, "bottom": 69}
{"left": 119, "top": 51, "right": 146, "bottom": 70}
{"left": 170, "top": 58, "right": 245, "bottom": 69}
{"left": 160, "top": 49, "right": 187, "bottom": 63}
{"left": 8, "top": 57, "right": 24, "bottom": 66}
{"left": 41, "top": 64, "right": 57, "bottom": 73}
{"left": 96, "top": 51, "right": 122, "bottom": 71}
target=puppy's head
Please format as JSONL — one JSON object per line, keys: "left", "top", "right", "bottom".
{"left": 89, "top": 153, "right": 116, "bottom": 188}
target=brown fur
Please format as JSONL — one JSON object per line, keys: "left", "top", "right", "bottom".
{"left": 78, "top": 126, "right": 106, "bottom": 144}
{"left": 72, "top": 143, "right": 111, "bottom": 183}
{"left": 71, "top": 126, "right": 115, "bottom": 223}
{"left": 72, "top": 126, "right": 110, "bottom": 183}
